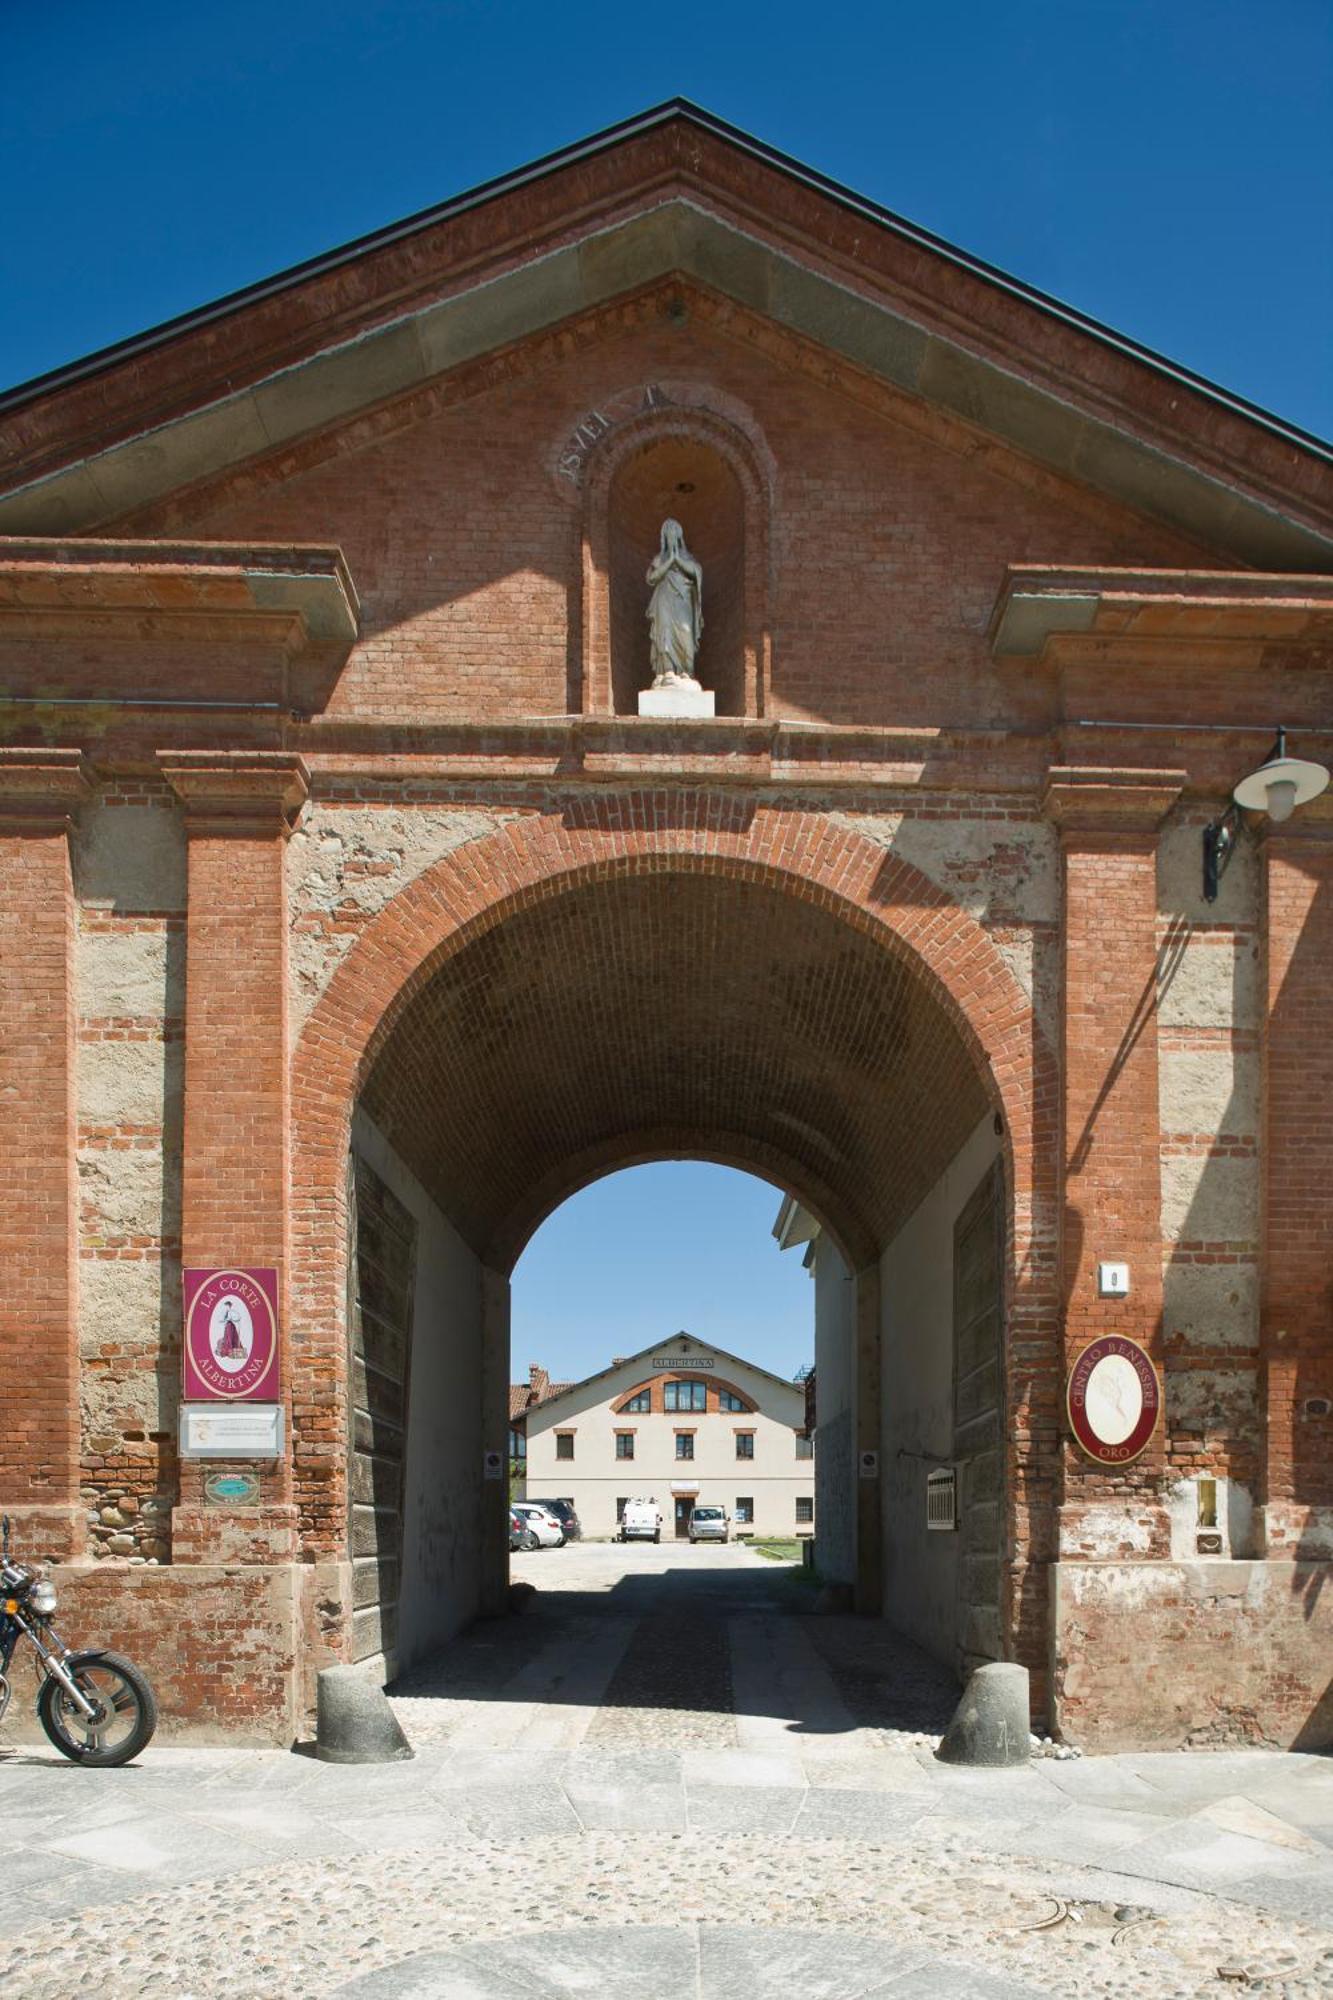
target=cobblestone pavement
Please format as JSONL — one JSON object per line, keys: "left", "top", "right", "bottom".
{"left": 1, "top": 1543, "right": 1330, "bottom": 1997}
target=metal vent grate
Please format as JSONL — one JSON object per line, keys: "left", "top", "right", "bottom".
{"left": 926, "top": 1465, "right": 957, "bottom": 1531}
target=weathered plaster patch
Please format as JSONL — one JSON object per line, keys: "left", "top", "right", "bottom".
{"left": 78, "top": 1257, "right": 175, "bottom": 1355}
{"left": 81, "top": 1365, "right": 176, "bottom": 1439}
{"left": 1062, "top": 1504, "right": 1157, "bottom": 1558}
{"left": 1159, "top": 1046, "right": 1258, "bottom": 1136}
{"left": 1161, "top": 1151, "right": 1259, "bottom": 1245}
{"left": 1162, "top": 1261, "right": 1259, "bottom": 1350}
{"left": 73, "top": 797, "right": 186, "bottom": 912}
{"left": 287, "top": 805, "right": 511, "bottom": 1030}
{"left": 828, "top": 811, "right": 1056, "bottom": 1043}
{"left": 1166, "top": 1363, "right": 1259, "bottom": 1437}
{"left": 1158, "top": 932, "right": 1260, "bottom": 1031}
{"left": 77, "top": 925, "right": 182, "bottom": 1021}
{"left": 78, "top": 1037, "right": 182, "bottom": 1130}
{"left": 840, "top": 811, "right": 1059, "bottom": 927}
{"left": 78, "top": 1148, "right": 176, "bottom": 1241}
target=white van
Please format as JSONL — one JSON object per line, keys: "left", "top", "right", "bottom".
{"left": 618, "top": 1498, "right": 662, "bottom": 1543}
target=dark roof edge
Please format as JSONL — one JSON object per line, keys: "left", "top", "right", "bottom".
{"left": 528, "top": 1331, "right": 807, "bottom": 1415}
{"left": 1, "top": 98, "right": 1328, "bottom": 463}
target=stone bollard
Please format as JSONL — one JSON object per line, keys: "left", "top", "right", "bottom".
{"left": 315, "top": 1664, "right": 415, "bottom": 1764}
{"left": 935, "top": 1661, "right": 1030, "bottom": 1767}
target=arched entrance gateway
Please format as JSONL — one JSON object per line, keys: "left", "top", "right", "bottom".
{"left": 288, "top": 808, "right": 1051, "bottom": 1703}
{"left": 0, "top": 105, "right": 1330, "bottom": 1753}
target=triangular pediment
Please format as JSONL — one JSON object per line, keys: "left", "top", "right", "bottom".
{"left": 1, "top": 103, "right": 1329, "bottom": 564}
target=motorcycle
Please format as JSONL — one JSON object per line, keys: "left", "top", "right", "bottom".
{"left": 0, "top": 1514, "right": 157, "bottom": 1766}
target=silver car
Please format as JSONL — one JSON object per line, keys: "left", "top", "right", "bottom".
{"left": 688, "top": 1504, "right": 729, "bottom": 1544}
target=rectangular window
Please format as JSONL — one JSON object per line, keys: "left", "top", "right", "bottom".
{"left": 795, "top": 1434, "right": 814, "bottom": 1459}
{"left": 796, "top": 1496, "right": 814, "bottom": 1524}
{"left": 622, "top": 1389, "right": 651, "bottom": 1413}
{"left": 616, "top": 1497, "right": 628, "bottom": 1521}
{"left": 508, "top": 1428, "right": 526, "bottom": 1461}
{"left": 735, "top": 1497, "right": 754, "bottom": 1523}
{"left": 718, "top": 1389, "right": 746, "bottom": 1412}
{"left": 735, "top": 1433, "right": 754, "bottom": 1460}
{"left": 664, "top": 1380, "right": 707, "bottom": 1412}
{"left": 675, "top": 1433, "right": 695, "bottom": 1460}
{"left": 555, "top": 1433, "right": 575, "bottom": 1461}
{"left": 615, "top": 1433, "right": 635, "bottom": 1459}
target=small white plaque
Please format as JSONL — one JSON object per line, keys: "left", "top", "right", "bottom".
{"left": 483, "top": 1449, "right": 504, "bottom": 1481}
{"left": 637, "top": 686, "right": 715, "bottom": 718}
{"left": 180, "top": 1403, "right": 284, "bottom": 1459}
{"left": 1097, "top": 1261, "right": 1130, "bottom": 1298}
{"left": 858, "top": 1449, "right": 879, "bottom": 1479}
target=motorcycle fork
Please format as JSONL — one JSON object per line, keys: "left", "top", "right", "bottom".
{"left": 17, "top": 1614, "right": 99, "bottom": 1721}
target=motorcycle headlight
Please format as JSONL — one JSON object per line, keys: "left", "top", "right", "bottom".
{"left": 30, "top": 1581, "right": 57, "bottom": 1615}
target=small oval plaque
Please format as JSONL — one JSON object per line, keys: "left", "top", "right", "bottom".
{"left": 204, "top": 1471, "right": 260, "bottom": 1506}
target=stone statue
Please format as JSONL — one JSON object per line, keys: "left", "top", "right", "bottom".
{"left": 646, "top": 518, "right": 703, "bottom": 688}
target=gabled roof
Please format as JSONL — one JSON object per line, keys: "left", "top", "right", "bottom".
{"left": 525, "top": 1331, "right": 805, "bottom": 1420}
{"left": 0, "top": 101, "right": 1328, "bottom": 562}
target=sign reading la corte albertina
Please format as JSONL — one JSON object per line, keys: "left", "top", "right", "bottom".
{"left": 183, "top": 1267, "right": 279, "bottom": 1402}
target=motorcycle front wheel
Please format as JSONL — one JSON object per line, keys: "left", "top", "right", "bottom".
{"left": 38, "top": 1650, "right": 158, "bottom": 1767}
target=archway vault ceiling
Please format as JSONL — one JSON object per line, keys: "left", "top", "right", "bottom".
{"left": 360, "top": 871, "right": 991, "bottom": 1269}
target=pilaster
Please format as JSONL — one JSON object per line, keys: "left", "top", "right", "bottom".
{"left": 1043, "top": 768, "right": 1183, "bottom": 1552}
{"left": 1258, "top": 798, "right": 1333, "bottom": 1556}
{"left": 0, "top": 751, "right": 91, "bottom": 1560}
{"left": 160, "top": 753, "right": 308, "bottom": 1563}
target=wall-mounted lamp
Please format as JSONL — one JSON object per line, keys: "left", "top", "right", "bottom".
{"left": 1203, "top": 726, "right": 1330, "bottom": 902}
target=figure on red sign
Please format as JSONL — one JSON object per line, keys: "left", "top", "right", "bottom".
{"left": 214, "top": 1302, "right": 245, "bottom": 1361}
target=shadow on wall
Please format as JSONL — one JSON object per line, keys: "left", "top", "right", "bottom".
{"left": 1157, "top": 818, "right": 1265, "bottom": 1560}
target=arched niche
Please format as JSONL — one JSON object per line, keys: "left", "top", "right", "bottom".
{"left": 582, "top": 410, "right": 770, "bottom": 718}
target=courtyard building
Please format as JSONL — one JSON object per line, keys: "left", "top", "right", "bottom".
{"left": 0, "top": 103, "right": 1329, "bottom": 1752}
{"left": 521, "top": 1333, "right": 815, "bottom": 1539}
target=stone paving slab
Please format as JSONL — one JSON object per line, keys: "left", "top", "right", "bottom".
{"left": 2, "top": 1545, "right": 1331, "bottom": 1996}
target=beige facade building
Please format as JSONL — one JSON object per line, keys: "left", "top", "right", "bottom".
{"left": 523, "top": 1334, "right": 814, "bottom": 1540}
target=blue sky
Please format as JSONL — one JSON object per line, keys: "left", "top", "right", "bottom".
{"left": 511, "top": 1163, "right": 815, "bottom": 1385}
{"left": 7, "top": 5, "right": 1329, "bottom": 1383}
{"left": 4, "top": 1, "right": 1330, "bottom": 434}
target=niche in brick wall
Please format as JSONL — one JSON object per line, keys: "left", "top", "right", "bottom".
{"left": 581, "top": 406, "right": 771, "bottom": 718}
{"left": 606, "top": 435, "right": 749, "bottom": 717}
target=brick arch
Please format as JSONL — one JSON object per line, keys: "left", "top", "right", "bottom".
{"left": 612, "top": 1374, "right": 760, "bottom": 1417}
{"left": 500, "top": 1128, "right": 873, "bottom": 1273}
{"left": 289, "top": 797, "right": 1056, "bottom": 1554}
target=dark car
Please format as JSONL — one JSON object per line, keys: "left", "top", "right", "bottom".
{"left": 528, "top": 1498, "right": 581, "bottom": 1541}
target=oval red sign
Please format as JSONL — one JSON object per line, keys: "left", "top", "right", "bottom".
{"left": 183, "top": 1268, "right": 279, "bottom": 1403}
{"left": 1066, "top": 1334, "right": 1160, "bottom": 1466}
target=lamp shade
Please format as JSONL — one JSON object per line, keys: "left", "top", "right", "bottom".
{"left": 1233, "top": 754, "right": 1329, "bottom": 819}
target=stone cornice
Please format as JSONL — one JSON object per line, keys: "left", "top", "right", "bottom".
{"left": 991, "top": 566, "right": 1333, "bottom": 664}
{"left": 0, "top": 193, "right": 1328, "bottom": 564}
{"left": 0, "top": 537, "right": 357, "bottom": 655}
{"left": 159, "top": 751, "right": 310, "bottom": 836}
{"left": 1042, "top": 765, "right": 1185, "bottom": 836}
{"left": 0, "top": 747, "right": 92, "bottom": 833}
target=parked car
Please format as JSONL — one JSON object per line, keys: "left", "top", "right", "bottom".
{"left": 688, "top": 1504, "right": 729, "bottom": 1544}
{"left": 618, "top": 1497, "right": 662, "bottom": 1543}
{"left": 509, "top": 1509, "right": 538, "bottom": 1552}
{"left": 528, "top": 1499, "right": 581, "bottom": 1541}
{"left": 511, "top": 1502, "right": 565, "bottom": 1548}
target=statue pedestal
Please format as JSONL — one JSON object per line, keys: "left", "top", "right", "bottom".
{"left": 638, "top": 686, "right": 715, "bottom": 719}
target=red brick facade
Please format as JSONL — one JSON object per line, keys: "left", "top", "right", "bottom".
{"left": 0, "top": 107, "right": 1328, "bottom": 1748}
